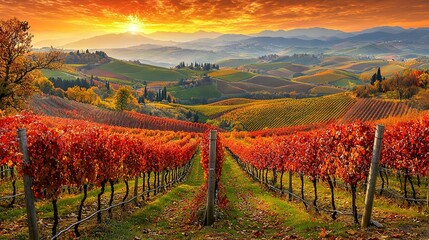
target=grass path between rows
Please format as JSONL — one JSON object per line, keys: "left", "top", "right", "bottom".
{"left": 4, "top": 150, "right": 428, "bottom": 239}
{"left": 89, "top": 152, "right": 346, "bottom": 239}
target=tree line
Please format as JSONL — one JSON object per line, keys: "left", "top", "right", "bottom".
{"left": 65, "top": 50, "right": 109, "bottom": 65}
{"left": 175, "top": 62, "right": 219, "bottom": 71}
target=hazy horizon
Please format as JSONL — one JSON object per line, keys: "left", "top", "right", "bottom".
{"left": 1, "top": 0, "right": 428, "bottom": 43}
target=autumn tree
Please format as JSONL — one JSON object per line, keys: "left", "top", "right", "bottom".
{"left": 114, "top": 86, "right": 138, "bottom": 111}
{"left": 0, "top": 18, "right": 62, "bottom": 114}
{"left": 418, "top": 72, "right": 429, "bottom": 90}
{"left": 34, "top": 76, "right": 54, "bottom": 94}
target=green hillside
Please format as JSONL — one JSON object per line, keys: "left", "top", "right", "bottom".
{"left": 97, "top": 60, "right": 187, "bottom": 82}
{"left": 169, "top": 84, "right": 221, "bottom": 100}
{"left": 41, "top": 69, "right": 78, "bottom": 80}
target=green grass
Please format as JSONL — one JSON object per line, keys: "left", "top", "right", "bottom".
{"left": 3, "top": 148, "right": 427, "bottom": 239}
{"left": 85, "top": 154, "right": 205, "bottom": 240}
{"left": 0, "top": 179, "right": 140, "bottom": 238}
{"left": 41, "top": 69, "right": 78, "bottom": 80}
{"left": 169, "top": 84, "right": 222, "bottom": 100}
{"left": 97, "top": 60, "right": 186, "bottom": 82}
{"left": 181, "top": 104, "right": 245, "bottom": 118}
{"left": 98, "top": 76, "right": 133, "bottom": 85}
{"left": 220, "top": 154, "right": 340, "bottom": 238}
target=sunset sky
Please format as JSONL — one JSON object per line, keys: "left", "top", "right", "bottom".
{"left": 1, "top": 0, "right": 428, "bottom": 42}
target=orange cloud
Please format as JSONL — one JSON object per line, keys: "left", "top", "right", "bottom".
{"left": 1, "top": 0, "right": 428, "bottom": 40}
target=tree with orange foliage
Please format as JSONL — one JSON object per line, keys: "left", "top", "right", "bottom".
{"left": 0, "top": 18, "right": 62, "bottom": 114}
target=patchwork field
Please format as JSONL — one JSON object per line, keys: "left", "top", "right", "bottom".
{"left": 319, "top": 56, "right": 356, "bottom": 67}
{"left": 216, "top": 80, "right": 247, "bottom": 94}
{"left": 360, "top": 62, "right": 406, "bottom": 79}
{"left": 209, "top": 69, "right": 254, "bottom": 82}
{"left": 244, "top": 75, "right": 293, "bottom": 87}
{"left": 294, "top": 69, "right": 359, "bottom": 85}
{"left": 339, "top": 60, "right": 388, "bottom": 73}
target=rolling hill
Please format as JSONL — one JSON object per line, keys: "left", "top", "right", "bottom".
{"left": 29, "top": 95, "right": 208, "bottom": 132}
{"left": 84, "top": 59, "right": 187, "bottom": 83}
{"left": 293, "top": 69, "right": 361, "bottom": 89}
{"left": 174, "top": 93, "right": 419, "bottom": 131}
{"left": 339, "top": 98, "right": 416, "bottom": 123}
{"left": 208, "top": 69, "right": 254, "bottom": 82}
{"left": 217, "top": 93, "right": 356, "bottom": 130}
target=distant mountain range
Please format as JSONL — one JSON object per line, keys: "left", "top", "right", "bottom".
{"left": 34, "top": 26, "right": 429, "bottom": 67}
{"left": 61, "top": 33, "right": 175, "bottom": 49}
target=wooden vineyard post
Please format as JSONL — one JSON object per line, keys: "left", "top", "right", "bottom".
{"left": 204, "top": 130, "right": 217, "bottom": 226}
{"left": 288, "top": 170, "right": 293, "bottom": 201}
{"left": 17, "top": 129, "right": 39, "bottom": 240}
{"left": 133, "top": 175, "right": 139, "bottom": 205}
{"left": 361, "top": 125, "right": 384, "bottom": 228}
{"left": 427, "top": 169, "right": 429, "bottom": 209}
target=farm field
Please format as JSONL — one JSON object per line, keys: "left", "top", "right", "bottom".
{"left": 215, "top": 80, "right": 247, "bottom": 95}
{"left": 293, "top": 69, "right": 359, "bottom": 87}
{"left": 169, "top": 84, "right": 222, "bottom": 100}
{"left": 339, "top": 60, "right": 388, "bottom": 72}
{"left": 174, "top": 93, "right": 420, "bottom": 130}
{"left": 309, "top": 85, "right": 345, "bottom": 95}
{"left": 218, "top": 93, "right": 356, "bottom": 130}
{"left": 360, "top": 62, "right": 407, "bottom": 79}
{"left": 29, "top": 95, "right": 209, "bottom": 132}
{"left": 97, "top": 60, "right": 187, "bottom": 82}
{"left": 178, "top": 98, "right": 257, "bottom": 118}
{"left": 41, "top": 69, "right": 78, "bottom": 80}
{"left": 244, "top": 75, "right": 293, "bottom": 87}
{"left": 339, "top": 98, "right": 416, "bottom": 123}
{"left": 208, "top": 69, "right": 254, "bottom": 82}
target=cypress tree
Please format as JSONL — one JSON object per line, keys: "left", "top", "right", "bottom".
{"left": 376, "top": 67, "right": 382, "bottom": 82}
{"left": 371, "top": 73, "right": 377, "bottom": 85}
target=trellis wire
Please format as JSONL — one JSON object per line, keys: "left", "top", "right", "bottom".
{"left": 51, "top": 160, "right": 193, "bottom": 240}
{"left": 0, "top": 193, "right": 24, "bottom": 200}
{"left": 227, "top": 148, "right": 384, "bottom": 226}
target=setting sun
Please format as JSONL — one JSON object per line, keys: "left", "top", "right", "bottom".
{"left": 126, "top": 15, "right": 143, "bottom": 34}
{"left": 127, "top": 23, "right": 139, "bottom": 33}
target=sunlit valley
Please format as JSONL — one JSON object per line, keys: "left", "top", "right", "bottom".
{"left": 1, "top": 1, "right": 429, "bottom": 239}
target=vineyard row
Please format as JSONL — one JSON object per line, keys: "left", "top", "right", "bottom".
{"left": 223, "top": 117, "right": 429, "bottom": 223}
{"left": 0, "top": 112, "right": 199, "bottom": 238}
